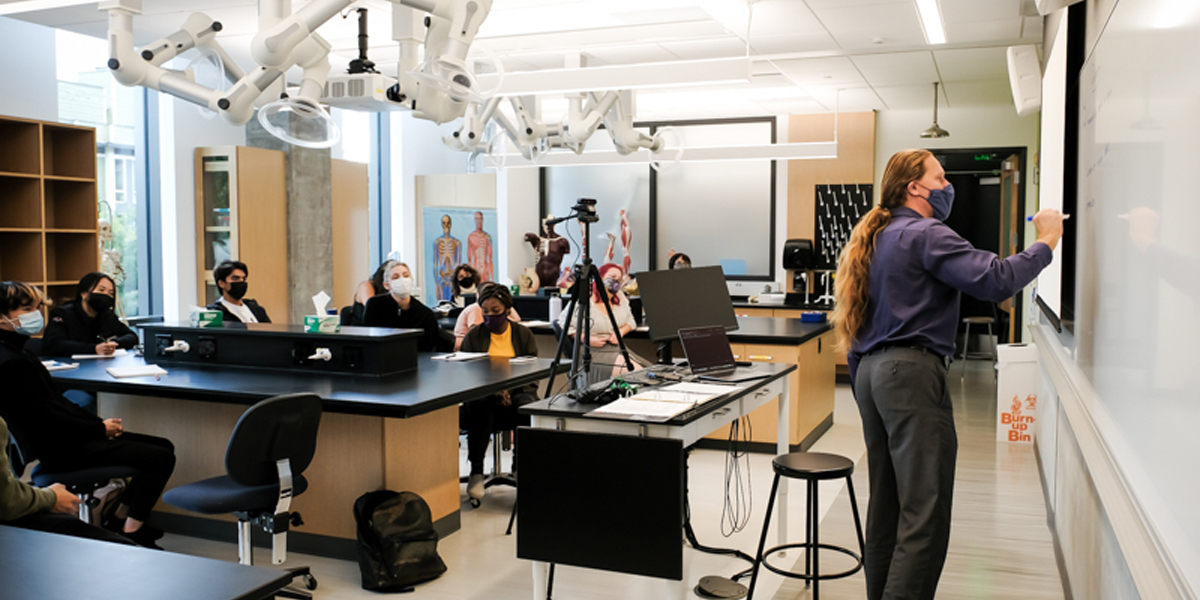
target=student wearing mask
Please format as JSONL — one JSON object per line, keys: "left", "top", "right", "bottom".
{"left": 452, "top": 282, "right": 522, "bottom": 351}
{"left": 0, "top": 281, "right": 176, "bottom": 549}
{"left": 450, "top": 264, "right": 480, "bottom": 307}
{"left": 362, "top": 262, "right": 440, "bottom": 351}
{"left": 346, "top": 259, "right": 398, "bottom": 326}
{"left": 207, "top": 260, "right": 270, "bottom": 323}
{"left": 832, "top": 149, "right": 1063, "bottom": 600}
{"left": 555, "top": 263, "right": 644, "bottom": 382}
{"left": 41, "top": 272, "right": 137, "bottom": 357}
{"left": 458, "top": 285, "right": 538, "bottom": 503}
{"left": 41, "top": 272, "right": 138, "bottom": 412}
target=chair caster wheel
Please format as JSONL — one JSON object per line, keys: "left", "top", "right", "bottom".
{"left": 469, "top": 498, "right": 481, "bottom": 508}
{"left": 302, "top": 574, "right": 317, "bottom": 590}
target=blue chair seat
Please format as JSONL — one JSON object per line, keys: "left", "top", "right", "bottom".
{"left": 163, "top": 474, "right": 308, "bottom": 515}
{"left": 31, "top": 464, "right": 140, "bottom": 492}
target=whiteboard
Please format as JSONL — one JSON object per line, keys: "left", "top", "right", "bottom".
{"left": 1036, "top": 20, "right": 1067, "bottom": 325}
{"left": 1075, "top": 0, "right": 1200, "bottom": 589}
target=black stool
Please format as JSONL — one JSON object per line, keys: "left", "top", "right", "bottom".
{"left": 747, "top": 452, "right": 865, "bottom": 600}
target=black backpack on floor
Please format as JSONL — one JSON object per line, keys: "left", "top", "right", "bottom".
{"left": 353, "top": 490, "right": 448, "bottom": 592}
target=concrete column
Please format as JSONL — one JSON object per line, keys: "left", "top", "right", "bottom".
{"left": 246, "top": 115, "right": 334, "bottom": 324}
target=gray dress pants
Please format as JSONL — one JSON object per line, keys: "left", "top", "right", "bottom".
{"left": 853, "top": 346, "right": 957, "bottom": 600}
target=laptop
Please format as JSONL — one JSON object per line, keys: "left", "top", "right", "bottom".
{"left": 678, "top": 326, "right": 767, "bottom": 383}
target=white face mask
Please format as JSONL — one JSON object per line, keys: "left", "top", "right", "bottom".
{"left": 389, "top": 276, "right": 414, "bottom": 298}
{"left": 4, "top": 311, "right": 44, "bottom": 337}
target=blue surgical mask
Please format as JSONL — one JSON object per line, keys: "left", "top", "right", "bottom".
{"left": 919, "top": 182, "right": 956, "bottom": 221}
{"left": 5, "top": 311, "right": 44, "bottom": 337}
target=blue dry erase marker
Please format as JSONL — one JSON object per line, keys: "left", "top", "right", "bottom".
{"left": 1027, "top": 214, "right": 1070, "bottom": 222}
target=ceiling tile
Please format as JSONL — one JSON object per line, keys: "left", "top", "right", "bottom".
{"left": 749, "top": 31, "right": 840, "bottom": 55}
{"left": 771, "top": 56, "right": 865, "bottom": 88}
{"left": 933, "top": 46, "right": 1009, "bottom": 81}
{"left": 807, "top": 2, "right": 926, "bottom": 49}
{"left": 939, "top": 0, "right": 1022, "bottom": 23}
{"left": 851, "top": 51, "right": 938, "bottom": 87}
{"left": 945, "top": 18, "right": 1023, "bottom": 43}
{"left": 747, "top": 0, "right": 826, "bottom": 38}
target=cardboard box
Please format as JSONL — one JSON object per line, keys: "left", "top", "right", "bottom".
{"left": 189, "top": 309, "right": 223, "bottom": 328}
{"left": 304, "top": 315, "right": 340, "bottom": 334}
{"left": 996, "top": 343, "right": 1039, "bottom": 443}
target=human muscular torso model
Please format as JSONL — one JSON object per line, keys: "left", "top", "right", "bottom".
{"left": 524, "top": 218, "right": 571, "bottom": 289}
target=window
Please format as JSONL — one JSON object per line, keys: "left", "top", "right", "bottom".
{"left": 57, "top": 29, "right": 144, "bottom": 317}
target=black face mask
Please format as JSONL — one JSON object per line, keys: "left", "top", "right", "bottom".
{"left": 87, "top": 293, "right": 115, "bottom": 313}
{"left": 227, "top": 281, "right": 249, "bottom": 300}
{"left": 458, "top": 278, "right": 472, "bottom": 287}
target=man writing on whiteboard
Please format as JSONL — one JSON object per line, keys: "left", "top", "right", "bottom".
{"left": 833, "top": 149, "right": 1064, "bottom": 600}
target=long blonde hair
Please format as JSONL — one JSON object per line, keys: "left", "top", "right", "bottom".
{"left": 832, "top": 149, "right": 932, "bottom": 350}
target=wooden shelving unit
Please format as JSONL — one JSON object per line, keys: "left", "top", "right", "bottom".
{"left": 0, "top": 115, "right": 99, "bottom": 310}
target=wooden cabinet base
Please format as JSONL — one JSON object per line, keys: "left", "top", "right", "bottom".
{"left": 100, "top": 393, "right": 464, "bottom": 558}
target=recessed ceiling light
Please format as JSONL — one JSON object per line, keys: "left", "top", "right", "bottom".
{"left": 915, "top": 0, "right": 947, "bottom": 45}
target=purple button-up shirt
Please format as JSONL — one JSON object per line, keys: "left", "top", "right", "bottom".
{"left": 848, "top": 206, "right": 1053, "bottom": 384}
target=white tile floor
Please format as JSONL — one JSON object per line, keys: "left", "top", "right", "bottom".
{"left": 163, "top": 364, "right": 1064, "bottom": 599}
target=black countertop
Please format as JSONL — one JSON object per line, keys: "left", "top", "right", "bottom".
{"left": 531, "top": 316, "right": 831, "bottom": 346}
{"left": 521, "top": 362, "right": 794, "bottom": 427}
{"left": 731, "top": 301, "right": 833, "bottom": 311}
{"left": 0, "top": 524, "right": 289, "bottom": 600}
{"left": 51, "top": 353, "right": 557, "bottom": 419}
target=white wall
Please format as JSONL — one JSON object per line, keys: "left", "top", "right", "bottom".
{"left": 0, "top": 18, "right": 58, "bottom": 122}
{"left": 390, "top": 112, "right": 472, "bottom": 269}
{"left": 496, "top": 168, "right": 540, "bottom": 286}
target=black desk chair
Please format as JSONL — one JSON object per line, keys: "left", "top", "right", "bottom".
{"left": 7, "top": 429, "right": 138, "bottom": 524}
{"left": 162, "top": 393, "right": 322, "bottom": 599}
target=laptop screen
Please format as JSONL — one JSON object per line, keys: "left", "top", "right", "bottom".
{"left": 678, "top": 326, "right": 736, "bottom": 374}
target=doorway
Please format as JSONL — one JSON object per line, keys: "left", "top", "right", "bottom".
{"left": 931, "top": 147, "right": 1028, "bottom": 346}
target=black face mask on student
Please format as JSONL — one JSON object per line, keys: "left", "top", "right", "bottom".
{"left": 227, "top": 281, "right": 249, "bottom": 300}
{"left": 87, "top": 293, "right": 115, "bottom": 313}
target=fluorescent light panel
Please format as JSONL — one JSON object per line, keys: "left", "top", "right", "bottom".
{"left": 915, "top": 0, "right": 947, "bottom": 45}
{"left": 488, "top": 141, "right": 838, "bottom": 168}
{"left": 476, "top": 57, "right": 751, "bottom": 97}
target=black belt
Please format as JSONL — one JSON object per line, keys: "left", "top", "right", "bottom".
{"left": 865, "top": 344, "right": 951, "bottom": 369}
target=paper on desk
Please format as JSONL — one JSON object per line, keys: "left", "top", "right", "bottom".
{"left": 521, "top": 320, "right": 553, "bottom": 328}
{"left": 71, "top": 349, "right": 128, "bottom": 360}
{"left": 664, "top": 382, "right": 738, "bottom": 395}
{"left": 106, "top": 364, "right": 168, "bottom": 379}
{"left": 509, "top": 356, "right": 537, "bottom": 364}
{"left": 41, "top": 360, "right": 79, "bottom": 372}
{"left": 431, "top": 352, "right": 489, "bottom": 361}
{"left": 589, "top": 398, "right": 695, "bottom": 422}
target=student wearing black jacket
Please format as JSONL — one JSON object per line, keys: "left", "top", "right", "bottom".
{"left": 458, "top": 285, "right": 538, "bottom": 504}
{"left": 41, "top": 272, "right": 137, "bottom": 357}
{"left": 362, "top": 262, "right": 439, "bottom": 352}
{"left": 206, "top": 260, "right": 271, "bottom": 323}
{"left": 0, "top": 281, "right": 176, "bottom": 549}
{"left": 41, "top": 272, "right": 137, "bottom": 412}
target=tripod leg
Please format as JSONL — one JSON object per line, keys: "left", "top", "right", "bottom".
{"left": 543, "top": 292, "right": 578, "bottom": 400}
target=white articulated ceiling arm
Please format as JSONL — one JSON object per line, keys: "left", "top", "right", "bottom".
{"left": 102, "top": 0, "right": 225, "bottom": 110}
{"left": 600, "top": 90, "right": 661, "bottom": 155}
{"left": 138, "top": 12, "right": 246, "bottom": 84}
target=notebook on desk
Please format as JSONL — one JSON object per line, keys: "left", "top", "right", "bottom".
{"left": 678, "top": 326, "right": 767, "bottom": 383}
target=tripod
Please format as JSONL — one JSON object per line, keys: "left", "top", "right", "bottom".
{"left": 544, "top": 199, "right": 636, "bottom": 400}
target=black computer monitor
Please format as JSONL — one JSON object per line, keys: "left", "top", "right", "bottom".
{"left": 635, "top": 265, "right": 739, "bottom": 343}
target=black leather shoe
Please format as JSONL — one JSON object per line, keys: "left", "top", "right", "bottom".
{"left": 123, "top": 527, "right": 164, "bottom": 550}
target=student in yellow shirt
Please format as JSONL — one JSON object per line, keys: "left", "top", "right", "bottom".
{"left": 459, "top": 285, "right": 538, "bottom": 504}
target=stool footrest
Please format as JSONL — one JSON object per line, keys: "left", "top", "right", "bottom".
{"left": 761, "top": 542, "right": 864, "bottom": 581}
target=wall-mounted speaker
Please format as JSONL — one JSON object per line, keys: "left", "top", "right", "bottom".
{"left": 1007, "top": 45, "right": 1043, "bottom": 117}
